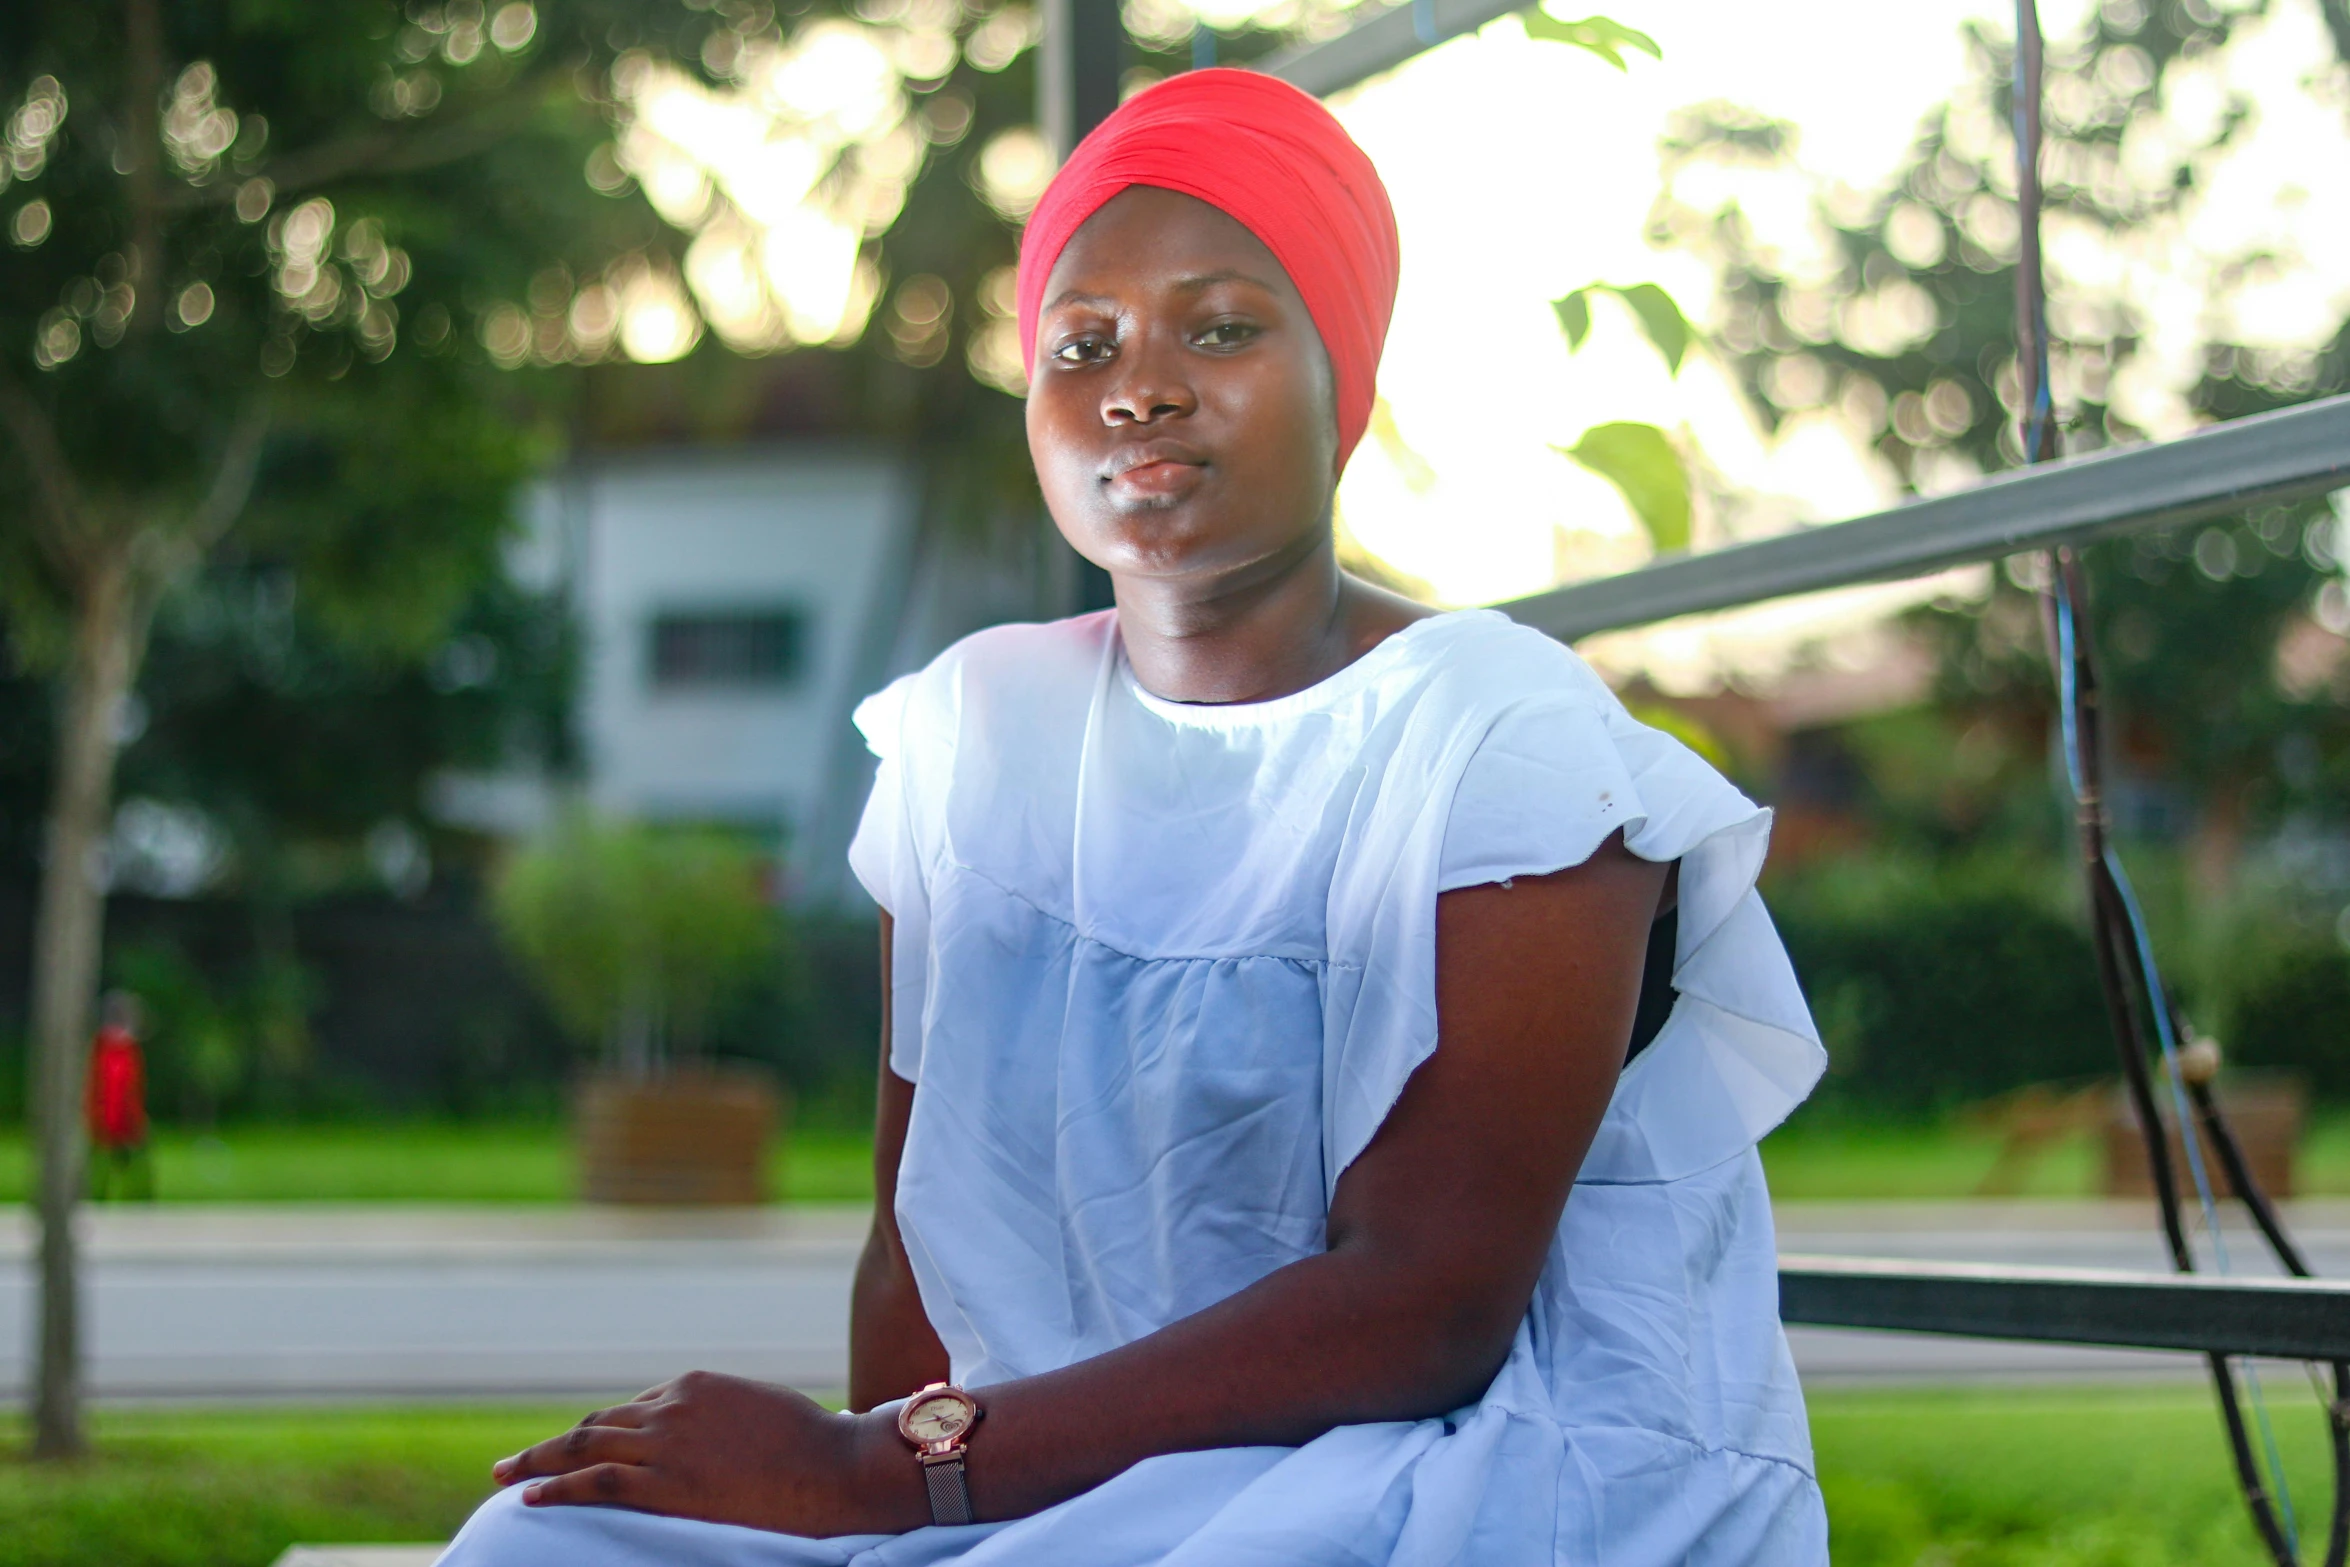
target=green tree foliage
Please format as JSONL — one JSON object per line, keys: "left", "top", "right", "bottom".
{"left": 1553, "top": 279, "right": 1690, "bottom": 371}
{"left": 0, "top": 5, "right": 686, "bottom": 652}
{"left": 1652, "top": 4, "right": 2271, "bottom": 484}
{"left": 1518, "top": 10, "right": 1659, "bottom": 72}
{"left": 1524, "top": 22, "right": 1698, "bottom": 562}
{"left": 1925, "top": 511, "right": 2350, "bottom": 838}
{"left": 1648, "top": 5, "right": 2350, "bottom": 1109}
{"left": 123, "top": 572, "right": 574, "bottom": 881}
{"left": 0, "top": 0, "right": 754, "bottom": 1458}
{"left": 1652, "top": 1, "right": 2350, "bottom": 858}
{"left": 1560, "top": 419, "right": 1690, "bottom": 554}
{"left": 1549, "top": 280, "right": 1699, "bottom": 553}
{"left": 105, "top": 937, "right": 315, "bottom": 1126}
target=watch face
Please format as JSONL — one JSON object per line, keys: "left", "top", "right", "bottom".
{"left": 905, "top": 1394, "right": 971, "bottom": 1444}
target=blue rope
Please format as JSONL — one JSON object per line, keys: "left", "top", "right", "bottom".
{"left": 1413, "top": 0, "right": 1438, "bottom": 46}
{"left": 2047, "top": 309, "right": 2302, "bottom": 1567}
{"left": 2024, "top": 3, "right": 2298, "bottom": 1548}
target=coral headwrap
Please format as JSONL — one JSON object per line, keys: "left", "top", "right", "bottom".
{"left": 1016, "top": 68, "right": 1401, "bottom": 468}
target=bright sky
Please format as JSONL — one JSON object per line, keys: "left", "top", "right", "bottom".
{"left": 1319, "top": 0, "right": 2350, "bottom": 683}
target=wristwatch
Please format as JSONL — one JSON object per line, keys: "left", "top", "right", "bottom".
{"left": 898, "top": 1381, "right": 982, "bottom": 1525}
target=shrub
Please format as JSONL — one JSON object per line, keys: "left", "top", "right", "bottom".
{"left": 106, "top": 939, "right": 317, "bottom": 1125}
{"left": 1768, "top": 854, "right": 2113, "bottom": 1114}
{"left": 2225, "top": 938, "right": 2350, "bottom": 1101}
{"left": 492, "top": 814, "right": 781, "bottom": 1075}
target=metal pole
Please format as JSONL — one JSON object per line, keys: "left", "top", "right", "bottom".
{"left": 1039, "top": 0, "right": 1125, "bottom": 161}
{"left": 1038, "top": 0, "right": 1125, "bottom": 614}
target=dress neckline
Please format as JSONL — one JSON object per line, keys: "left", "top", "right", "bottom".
{"left": 1114, "top": 608, "right": 1498, "bottom": 728}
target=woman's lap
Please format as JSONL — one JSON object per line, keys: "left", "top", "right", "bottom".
{"left": 433, "top": 1425, "right": 1821, "bottom": 1566}
{"left": 434, "top": 1446, "right": 1284, "bottom": 1567}
{"left": 437, "top": 1485, "right": 895, "bottom": 1567}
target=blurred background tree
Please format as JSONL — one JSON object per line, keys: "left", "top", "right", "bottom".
{"left": 7, "top": 0, "right": 1296, "bottom": 1451}
{"left": 0, "top": 0, "right": 687, "bottom": 1457}
{"left": 0, "top": 0, "right": 1359, "bottom": 1194}
{"left": 1649, "top": 0, "right": 2350, "bottom": 1117}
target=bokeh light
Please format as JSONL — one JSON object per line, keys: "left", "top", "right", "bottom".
{"left": 9, "top": 197, "right": 50, "bottom": 247}
{"left": 1306, "top": 0, "right": 2350, "bottom": 681}
{"left": 567, "top": 16, "right": 937, "bottom": 364}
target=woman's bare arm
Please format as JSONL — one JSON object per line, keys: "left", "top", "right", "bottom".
{"left": 951, "top": 831, "right": 1665, "bottom": 1518}
{"left": 848, "top": 912, "right": 950, "bottom": 1412}
{"left": 499, "top": 834, "right": 1666, "bottom": 1534}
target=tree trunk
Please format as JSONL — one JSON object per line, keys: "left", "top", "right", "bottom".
{"left": 27, "top": 544, "right": 142, "bottom": 1460}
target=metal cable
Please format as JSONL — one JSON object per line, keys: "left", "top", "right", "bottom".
{"left": 2011, "top": 3, "right": 2347, "bottom": 1559}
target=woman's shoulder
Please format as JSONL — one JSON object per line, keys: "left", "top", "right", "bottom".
{"left": 855, "top": 611, "right": 1115, "bottom": 763}
{"left": 1388, "top": 610, "right": 1625, "bottom": 730}
{"left": 1408, "top": 613, "right": 1763, "bottom": 877}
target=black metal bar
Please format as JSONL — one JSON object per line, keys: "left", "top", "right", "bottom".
{"left": 1495, "top": 393, "right": 2350, "bottom": 642}
{"left": 1262, "top": 0, "right": 1528, "bottom": 96}
{"left": 2189, "top": 1068, "right": 2317, "bottom": 1280}
{"left": 1779, "top": 1256, "right": 2350, "bottom": 1362}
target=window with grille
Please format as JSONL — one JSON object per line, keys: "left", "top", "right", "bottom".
{"left": 648, "top": 608, "right": 807, "bottom": 690}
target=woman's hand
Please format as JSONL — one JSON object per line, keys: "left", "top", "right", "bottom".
{"left": 491, "top": 1370, "right": 928, "bottom": 1537}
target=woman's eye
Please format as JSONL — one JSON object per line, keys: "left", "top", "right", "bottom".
{"left": 1195, "top": 320, "right": 1258, "bottom": 348}
{"left": 1052, "top": 335, "right": 1113, "bottom": 365}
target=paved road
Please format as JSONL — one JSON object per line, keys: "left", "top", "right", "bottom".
{"left": 8, "top": 1200, "right": 2349, "bottom": 1402}
{"left": 0, "top": 1205, "right": 868, "bottom": 1402}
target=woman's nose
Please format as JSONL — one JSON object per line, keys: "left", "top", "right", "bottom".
{"left": 1102, "top": 336, "right": 1196, "bottom": 426}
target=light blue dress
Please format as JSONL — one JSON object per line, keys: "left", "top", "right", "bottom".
{"left": 443, "top": 608, "right": 1830, "bottom": 1565}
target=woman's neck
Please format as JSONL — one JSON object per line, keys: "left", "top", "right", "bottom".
{"left": 1112, "top": 533, "right": 1434, "bottom": 706}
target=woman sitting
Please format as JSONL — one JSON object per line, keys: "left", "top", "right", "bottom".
{"left": 442, "top": 66, "right": 1828, "bottom": 1567}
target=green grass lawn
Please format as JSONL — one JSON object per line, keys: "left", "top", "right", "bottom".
{"left": 1, "top": 1110, "right": 2346, "bottom": 1206}
{"left": 1814, "top": 1384, "right": 2337, "bottom": 1566}
{"left": 0, "top": 1122, "right": 878, "bottom": 1204}
{"left": 0, "top": 1404, "right": 563, "bottom": 1567}
{"left": 1760, "top": 1116, "right": 2106, "bottom": 1201}
{"left": 1759, "top": 1109, "right": 2350, "bottom": 1202}
{"left": 0, "top": 1387, "right": 2334, "bottom": 1566}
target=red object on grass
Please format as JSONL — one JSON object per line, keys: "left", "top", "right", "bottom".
{"left": 86, "top": 1023, "right": 148, "bottom": 1149}
{"left": 1015, "top": 68, "right": 1402, "bottom": 470}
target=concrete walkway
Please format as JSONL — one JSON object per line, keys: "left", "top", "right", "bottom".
{"left": 8, "top": 1200, "right": 2348, "bottom": 1401}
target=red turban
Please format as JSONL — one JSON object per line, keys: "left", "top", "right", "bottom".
{"left": 1016, "top": 68, "right": 1401, "bottom": 469}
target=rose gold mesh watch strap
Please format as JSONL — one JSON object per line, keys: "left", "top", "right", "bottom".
{"left": 922, "top": 1453, "right": 972, "bottom": 1525}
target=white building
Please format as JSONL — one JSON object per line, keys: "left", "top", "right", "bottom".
{"left": 444, "top": 445, "right": 1077, "bottom": 906}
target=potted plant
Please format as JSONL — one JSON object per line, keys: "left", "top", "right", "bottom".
{"left": 494, "top": 813, "right": 785, "bottom": 1204}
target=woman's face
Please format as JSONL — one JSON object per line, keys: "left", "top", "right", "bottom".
{"left": 1026, "top": 186, "right": 1340, "bottom": 590}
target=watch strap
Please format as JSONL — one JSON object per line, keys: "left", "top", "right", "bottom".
{"left": 921, "top": 1451, "right": 973, "bottom": 1526}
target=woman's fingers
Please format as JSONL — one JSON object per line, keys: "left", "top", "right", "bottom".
{"left": 489, "top": 1379, "right": 682, "bottom": 1485}
{"left": 493, "top": 1421, "right": 656, "bottom": 1483}
{"left": 575, "top": 1401, "right": 654, "bottom": 1430}
{"left": 519, "top": 1461, "right": 654, "bottom": 1510}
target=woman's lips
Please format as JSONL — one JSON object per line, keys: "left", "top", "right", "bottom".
{"left": 1105, "top": 458, "right": 1206, "bottom": 501}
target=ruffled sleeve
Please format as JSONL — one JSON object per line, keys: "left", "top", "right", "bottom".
{"left": 848, "top": 674, "right": 931, "bottom": 1082}
{"left": 1323, "top": 682, "right": 1825, "bottom": 1193}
